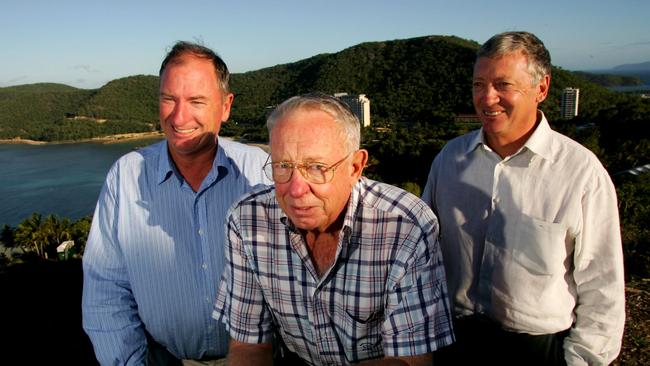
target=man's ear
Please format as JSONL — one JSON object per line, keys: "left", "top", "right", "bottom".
{"left": 220, "top": 92, "right": 234, "bottom": 121}
{"left": 536, "top": 74, "right": 551, "bottom": 103}
{"left": 350, "top": 149, "right": 368, "bottom": 180}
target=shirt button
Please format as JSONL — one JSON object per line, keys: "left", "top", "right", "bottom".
{"left": 198, "top": 229, "right": 204, "bottom": 235}
{"left": 202, "top": 263, "right": 208, "bottom": 270}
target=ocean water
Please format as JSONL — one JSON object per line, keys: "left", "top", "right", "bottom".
{"left": 0, "top": 137, "right": 163, "bottom": 227}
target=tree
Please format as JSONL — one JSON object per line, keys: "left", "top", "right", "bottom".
{"left": 12, "top": 213, "right": 75, "bottom": 260}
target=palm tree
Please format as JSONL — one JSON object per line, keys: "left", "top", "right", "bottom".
{"left": 14, "top": 213, "right": 48, "bottom": 258}
{"left": 13, "top": 213, "right": 74, "bottom": 260}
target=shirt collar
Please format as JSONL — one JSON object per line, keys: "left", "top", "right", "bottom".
{"left": 465, "top": 129, "right": 484, "bottom": 155}
{"left": 464, "top": 110, "right": 554, "bottom": 162}
{"left": 157, "top": 140, "right": 175, "bottom": 184}
{"left": 521, "top": 111, "right": 554, "bottom": 162}
{"left": 156, "top": 139, "right": 229, "bottom": 186}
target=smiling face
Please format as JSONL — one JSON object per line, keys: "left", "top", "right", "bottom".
{"left": 472, "top": 51, "right": 549, "bottom": 151}
{"left": 270, "top": 108, "right": 366, "bottom": 233}
{"left": 159, "top": 54, "right": 233, "bottom": 162}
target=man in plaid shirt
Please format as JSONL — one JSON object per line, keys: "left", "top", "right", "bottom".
{"left": 214, "top": 93, "right": 454, "bottom": 365}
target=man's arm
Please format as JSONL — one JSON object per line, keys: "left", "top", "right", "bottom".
{"left": 564, "top": 169, "right": 625, "bottom": 365}
{"left": 383, "top": 202, "right": 454, "bottom": 359}
{"left": 82, "top": 173, "right": 147, "bottom": 365}
{"left": 226, "top": 339, "right": 273, "bottom": 366}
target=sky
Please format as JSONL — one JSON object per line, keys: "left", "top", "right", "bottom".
{"left": 2, "top": 0, "right": 649, "bottom": 89}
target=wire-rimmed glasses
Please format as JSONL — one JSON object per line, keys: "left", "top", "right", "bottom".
{"left": 263, "top": 153, "right": 352, "bottom": 184}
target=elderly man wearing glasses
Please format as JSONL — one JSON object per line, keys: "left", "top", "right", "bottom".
{"left": 213, "top": 93, "right": 454, "bottom": 366}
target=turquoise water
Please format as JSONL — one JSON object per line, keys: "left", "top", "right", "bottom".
{"left": 0, "top": 138, "right": 163, "bottom": 226}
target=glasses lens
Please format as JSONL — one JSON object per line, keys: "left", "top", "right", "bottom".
{"left": 266, "top": 163, "right": 293, "bottom": 183}
{"left": 303, "top": 164, "right": 329, "bottom": 184}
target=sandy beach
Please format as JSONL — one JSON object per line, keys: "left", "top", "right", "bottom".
{"left": 0, "top": 131, "right": 164, "bottom": 145}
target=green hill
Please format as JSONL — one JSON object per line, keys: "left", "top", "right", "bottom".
{"left": 229, "top": 35, "right": 479, "bottom": 124}
{"left": 76, "top": 75, "right": 159, "bottom": 123}
{"left": 0, "top": 76, "right": 158, "bottom": 141}
{"left": 0, "top": 34, "right": 637, "bottom": 141}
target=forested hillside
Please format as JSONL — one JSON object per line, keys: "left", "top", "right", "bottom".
{"left": 0, "top": 77, "right": 157, "bottom": 141}
{"left": 0, "top": 34, "right": 636, "bottom": 142}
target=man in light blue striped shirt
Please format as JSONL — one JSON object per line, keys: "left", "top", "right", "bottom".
{"left": 82, "top": 41, "right": 270, "bottom": 365}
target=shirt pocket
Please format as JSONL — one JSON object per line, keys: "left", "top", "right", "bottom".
{"left": 333, "top": 306, "right": 384, "bottom": 362}
{"left": 508, "top": 216, "right": 568, "bottom": 276}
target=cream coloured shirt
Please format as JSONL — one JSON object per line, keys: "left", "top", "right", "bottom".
{"left": 422, "top": 112, "right": 625, "bottom": 366}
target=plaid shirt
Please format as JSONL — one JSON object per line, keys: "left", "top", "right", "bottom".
{"left": 214, "top": 177, "right": 454, "bottom": 365}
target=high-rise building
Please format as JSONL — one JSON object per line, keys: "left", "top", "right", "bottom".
{"left": 334, "top": 93, "right": 371, "bottom": 127}
{"left": 560, "top": 87, "right": 580, "bottom": 119}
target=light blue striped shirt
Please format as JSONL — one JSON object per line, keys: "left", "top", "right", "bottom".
{"left": 82, "top": 138, "right": 271, "bottom": 365}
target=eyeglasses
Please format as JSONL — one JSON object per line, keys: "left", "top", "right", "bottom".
{"left": 263, "top": 153, "right": 352, "bottom": 184}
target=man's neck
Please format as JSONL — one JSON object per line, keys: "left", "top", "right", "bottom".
{"left": 170, "top": 145, "right": 217, "bottom": 192}
{"left": 302, "top": 211, "right": 346, "bottom": 278}
{"left": 486, "top": 114, "right": 541, "bottom": 159}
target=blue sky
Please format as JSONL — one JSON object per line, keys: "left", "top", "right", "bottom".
{"left": 2, "top": 0, "right": 649, "bottom": 89}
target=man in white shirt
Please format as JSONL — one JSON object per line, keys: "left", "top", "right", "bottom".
{"left": 422, "top": 31, "right": 625, "bottom": 366}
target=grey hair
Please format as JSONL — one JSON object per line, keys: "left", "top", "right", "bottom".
{"left": 477, "top": 31, "right": 552, "bottom": 85}
{"left": 266, "top": 92, "right": 360, "bottom": 153}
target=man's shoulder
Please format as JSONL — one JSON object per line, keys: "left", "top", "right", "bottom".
{"left": 358, "top": 178, "right": 436, "bottom": 224}
{"left": 218, "top": 138, "right": 271, "bottom": 185}
{"left": 228, "top": 185, "right": 277, "bottom": 219}
{"left": 239, "top": 184, "right": 275, "bottom": 203}
{"left": 548, "top": 128, "right": 607, "bottom": 172}
{"left": 112, "top": 140, "right": 165, "bottom": 169}
{"left": 219, "top": 138, "right": 268, "bottom": 160}
{"left": 441, "top": 129, "right": 480, "bottom": 155}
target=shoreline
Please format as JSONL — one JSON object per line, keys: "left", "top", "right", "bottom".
{"left": 0, "top": 131, "right": 164, "bottom": 145}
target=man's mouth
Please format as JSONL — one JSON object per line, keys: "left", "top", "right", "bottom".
{"left": 484, "top": 111, "right": 503, "bottom": 117}
{"left": 173, "top": 126, "right": 197, "bottom": 134}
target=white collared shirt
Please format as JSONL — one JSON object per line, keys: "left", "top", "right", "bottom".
{"left": 422, "top": 112, "right": 625, "bottom": 365}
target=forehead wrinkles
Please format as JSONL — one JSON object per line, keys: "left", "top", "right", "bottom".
{"left": 271, "top": 116, "right": 343, "bottom": 162}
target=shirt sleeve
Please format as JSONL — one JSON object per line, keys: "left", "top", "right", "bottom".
{"left": 564, "top": 167, "right": 625, "bottom": 366}
{"left": 382, "top": 206, "right": 455, "bottom": 356}
{"left": 82, "top": 167, "right": 147, "bottom": 365}
{"left": 420, "top": 157, "right": 437, "bottom": 210}
{"left": 213, "top": 206, "right": 274, "bottom": 344}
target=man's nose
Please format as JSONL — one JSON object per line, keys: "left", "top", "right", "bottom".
{"left": 480, "top": 85, "right": 500, "bottom": 105}
{"left": 168, "top": 101, "right": 187, "bottom": 123}
{"left": 287, "top": 168, "right": 310, "bottom": 197}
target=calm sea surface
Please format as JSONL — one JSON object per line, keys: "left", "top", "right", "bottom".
{"left": 0, "top": 137, "right": 163, "bottom": 227}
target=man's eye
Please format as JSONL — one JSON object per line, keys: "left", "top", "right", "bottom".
{"left": 497, "top": 82, "right": 513, "bottom": 90}
{"left": 277, "top": 162, "right": 293, "bottom": 169}
{"left": 306, "top": 164, "right": 327, "bottom": 172}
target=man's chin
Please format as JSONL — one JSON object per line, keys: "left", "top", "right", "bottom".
{"left": 290, "top": 216, "right": 319, "bottom": 231}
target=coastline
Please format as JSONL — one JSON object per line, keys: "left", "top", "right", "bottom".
{"left": 0, "top": 131, "right": 164, "bottom": 145}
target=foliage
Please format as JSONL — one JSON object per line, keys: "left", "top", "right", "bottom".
{"left": 0, "top": 35, "right": 636, "bottom": 143}
{"left": 615, "top": 174, "right": 650, "bottom": 279}
{"left": 77, "top": 75, "right": 159, "bottom": 123}
{"left": 0, "top": 77, "right": 157, "bottom": 141}
{"left": 3, "top": 214, "right": 91, "bottom": 261}
{"left": 362, "top": 121, "right": 474, "bottom": 188}
{"left": 573, "top": 71, "right": 643, "bottom": 87}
